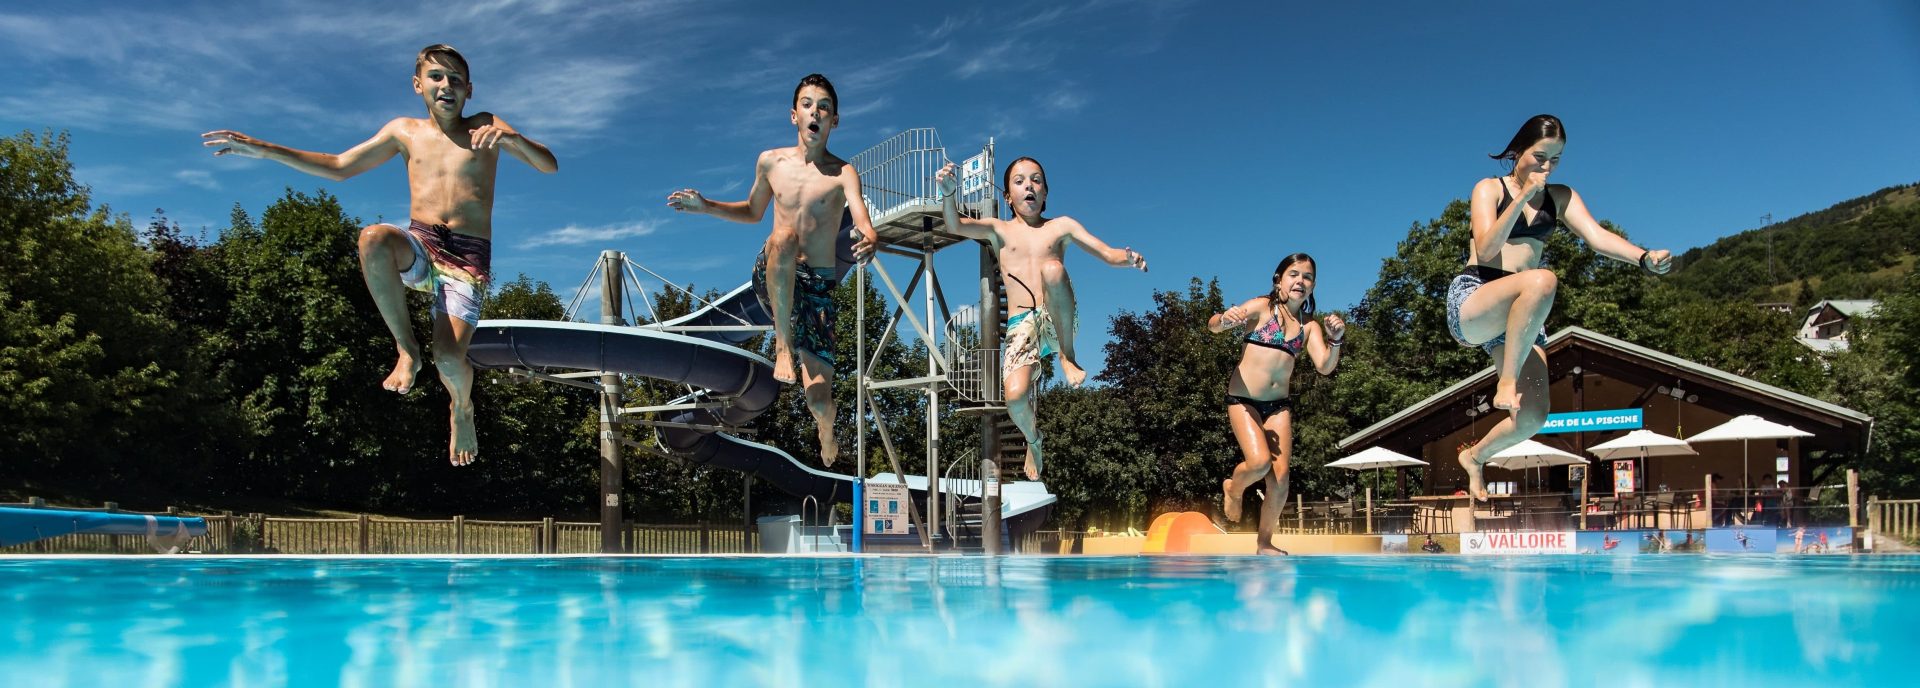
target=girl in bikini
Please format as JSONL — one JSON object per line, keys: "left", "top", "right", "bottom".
{"left": 1449, "top": 115, "right": 1672, "bottom": 501}
{"left": 1211, "top": 253, "right": 1344, "bottom": 555}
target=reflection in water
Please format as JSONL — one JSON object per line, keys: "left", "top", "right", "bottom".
{"left": 0, "top": 555, "right": 1914, "bottom": 686}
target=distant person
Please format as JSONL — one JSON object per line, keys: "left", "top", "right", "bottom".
{"left": 934, "top": 158, "right": 1148, "bottom": 479}
{"left": 1709, "top": 473, "right": 1736, "bottom": 527}
{"left": 667, "top": 74, "right": 880, "bottom": 466}
{"left": 1775, "top": 480, "right": 1796, "bottom": 527}
{"left": 1421, "top": 535, "right": 1445, "bottom": 554}
{"left": 202, "top": 44, "right": 558, "bottom": 466}
{"left": 1206, "top": 253, "right": 1344, "bottom": 555}
{"left": 1449, "top": 115, "right": 1673, "bottom": 501}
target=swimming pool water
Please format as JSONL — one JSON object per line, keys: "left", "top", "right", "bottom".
{"left": 3, "top": 554, "right": 1915, "bottom": 687}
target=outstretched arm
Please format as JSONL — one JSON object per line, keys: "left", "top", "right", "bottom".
{"left": 1209, "top": 296, "right": 1268, "bottom": 333}
{"left": 666, "top": 151, "right": 774, "bottom": 223}
{"left": 471, "top": 114, "right": 557, "bottom": 173}
{"left": 1305, "top": 313, "right": 1346, "bottom": 375}
{"left": 842, "top": 166, "right": 880, "bottom": 263}
{"left": 935, "top": 162, "right": 1000, "bottom": 245}
{"left": 1468, "top": 176, "right": 1541, "bottom": 263}
{"left": 202, "top": 119, "right": 406, "bottom": 181}
{"left": 1559, "top": 187, "right": 1672, "bottom": 274}
{"left": 1063, "top": 217, "right": 1147, "bottom": 271}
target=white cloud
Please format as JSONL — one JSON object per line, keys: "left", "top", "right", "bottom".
{"left": 0, "top": 0, "right": 695, "bottom": 142}
{"left": 485, "top": 59, "right": 655, "bottom": 143}
{"left": 839, "top": 95, "right": 892, "bottom": 120}
{"left": 925, "top": 14, "right": 972, "bottom": 40}
{"left": 523, "top": 219, "right": 663, "bottom": 248}
{"left": 0, "top": 85, "right": 208, "bottom": 133}
{"left": 1042, "top": 89, "right": 1089, "bottom": 115}
{"left": 656, "top": 255, "right": 733, "bottom": 275}
{"left": 173, "top": 169, "right": 220, "bottom": 191}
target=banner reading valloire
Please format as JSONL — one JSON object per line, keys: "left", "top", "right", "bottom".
{"left": 1461, "top": 531, "right": 1577, "bottom": 555}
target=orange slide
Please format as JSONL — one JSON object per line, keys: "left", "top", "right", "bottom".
{"left": 1141, "top": 511, "right": 1222, "bottom": 554}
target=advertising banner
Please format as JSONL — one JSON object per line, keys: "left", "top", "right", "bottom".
{"left": 1461, "top": 531, "right": 1576, "bottom": 555}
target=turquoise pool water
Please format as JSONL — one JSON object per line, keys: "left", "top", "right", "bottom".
{"left": 2, "top": 555, "right": 1914, "bottom": 687}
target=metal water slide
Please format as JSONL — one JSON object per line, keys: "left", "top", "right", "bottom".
{"left": 466, "top": 219, "right": 863, "bottom": 504}
{"left": 469, "top": 128, "right": 1057, "bottom": 552}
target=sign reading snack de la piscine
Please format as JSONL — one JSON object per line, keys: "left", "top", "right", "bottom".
{"left": 1462, "top": 531, "right": 1577, "bottom": 555}
{"left": 1535, "top": 408, "right": 1643, "bottom": 435}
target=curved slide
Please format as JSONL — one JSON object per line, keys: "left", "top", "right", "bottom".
{"left": 468, "top": 214, "right": 861, "bottom": 503}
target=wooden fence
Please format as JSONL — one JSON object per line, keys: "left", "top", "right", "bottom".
{"left": 1868, "top": 498, "right": 1920, "bottom": 548}
{"left": 1, "top": 505, "right": 756, "bottom": 555}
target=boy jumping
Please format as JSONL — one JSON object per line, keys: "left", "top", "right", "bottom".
{"left": 666, "top": 73, "right": 879, "bottom": 466}
{"left": 203, "top": 44, "right": 558, "bottom": 466}
{"left": 935, "top": 158, "right": 1147, "bottom": 479}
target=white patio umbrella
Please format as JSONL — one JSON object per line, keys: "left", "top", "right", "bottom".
{"left": 1487, "top": 439, "right": 1590, "bottom": 494}
{"left": 1326, "top": 447, "right": 1428, "bottom": 494}
{"left": 1686, "top": 415, "right": 1813, "bottom": 510}
{"left": 1586, "top": 429, "right": 1697, "bottom": 494}
{"left": 1487, "top": 439, "right": 1589, "bottom": 470}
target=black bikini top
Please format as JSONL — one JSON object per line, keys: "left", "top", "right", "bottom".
{"left": 1495, "top": 177, "right": 1558, "bottom": 242}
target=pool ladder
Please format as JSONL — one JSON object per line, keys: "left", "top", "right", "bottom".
{"left": 799, "top": 495, "right": 845, "bottom": 553}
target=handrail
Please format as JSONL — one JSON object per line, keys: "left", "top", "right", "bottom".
{"left": 942, "top": 448, "right": 980, "bottom": 543}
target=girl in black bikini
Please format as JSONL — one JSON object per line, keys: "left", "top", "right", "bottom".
{"left": 1449, "top": 115, "right": 1673, "bottom": 501}
{"left": 1210, "top": 253, "right": 1345, "bottom": 554}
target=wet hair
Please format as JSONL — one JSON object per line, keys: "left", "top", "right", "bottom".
{"left": 792, "top": 73, "right": 838, "bottom": 112}
{"left": 1002, "top": 156, "right": 1047, "bottom": 215}
{"left": 415, "top": 44, "right": 470, "bottom": 79}
{"left": 1489, "top": 114, "right": 1565, "bottom": 162}
{"left": 1269, "top": 253, "right": 1317, "bottom": 318}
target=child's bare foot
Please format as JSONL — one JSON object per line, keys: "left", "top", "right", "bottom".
{"left": 819, "top": 425, "right": 839, "bottom": 467}
{"left": 1023, "top": 435, "right": 1045, "bottom": 480}
{"left": 450, "top": 403, "right": 479, "bottom": 466}
{"left": 1221, "top": 478, "right": 1243, "bottom": 522}
{"left": 1493, "top": 378, "right": 1520, "bottom": 411}
{"left": 383, "top": 348, "right": 421, "bottom": 394}
{"left": 1062, "top": 358, "right": 1088, "bottom": 387}
{"left": 772, "top": 344, "right": 797, "bottom": 384}
{"left": 1457, "top": 446, "right": 1488, "bottom": 502}
{"left": 1257, "top": 544, "right": 1289, "bottom": 556}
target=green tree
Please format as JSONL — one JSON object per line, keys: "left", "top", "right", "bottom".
{"left": 0, "top": 130, "right": 217, "bottom": 489}
{"left": 1828, "top": 263, "right": 1920, "bottom": 497}
{"left": 1096, "top": 278, "right": 1239, "bottom": 515}
{"left": 207, "top": 188, "right": 438, "bottom": 506}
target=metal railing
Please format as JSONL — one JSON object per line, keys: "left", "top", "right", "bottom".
{"left": 851, "top": 128, "right": 945, "bottom": 226}
{"left": 1336, "top": 485, "right": 1857, "bottom": 535}
{"left": 943, "top": 449, "right": 982, "bottom": 544}
{"left": 942, "top": 307, "right": 1002, "bottom": 403}
{"left": 850, "top": 129, "right": 994, "bottom": 228}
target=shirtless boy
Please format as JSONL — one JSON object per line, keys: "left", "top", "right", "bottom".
{"left": 666, "top": 73, "right": 879, "bottom": 466}
{"left": 203, "top": 44, "right": 558, "bottom": 466}
{"left": 935, "top": 157, "right": 1147, "bottom": 479}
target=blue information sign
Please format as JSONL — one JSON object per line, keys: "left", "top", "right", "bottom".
{"left": 1536, "top": 408, "right": 1643, "bottom": 435}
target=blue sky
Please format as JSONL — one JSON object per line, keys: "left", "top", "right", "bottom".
{"left": 4, "top": 1, "right": 1918, "bottom": 375}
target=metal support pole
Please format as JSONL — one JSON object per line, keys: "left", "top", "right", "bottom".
{"left": 983, "top": 457, "right": 1002, "bottom": 555}
{"left": 854, "top": 258, "right": 866, "bottom": 554}
{"left": 598, "top": 250, "right": 626, "bottom": 553}
{"left": 924, "top": 239, "right": 940, "bottom": 551}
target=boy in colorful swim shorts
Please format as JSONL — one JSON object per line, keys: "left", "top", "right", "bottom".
{"left": 204, "top": 44, "right": 558, "bottom": 466}
{"left": 667, "top": 74, "right": 879, "bottom": 466}
{"left": 935, "top": 157, "right": 1147, "bottom": 480}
